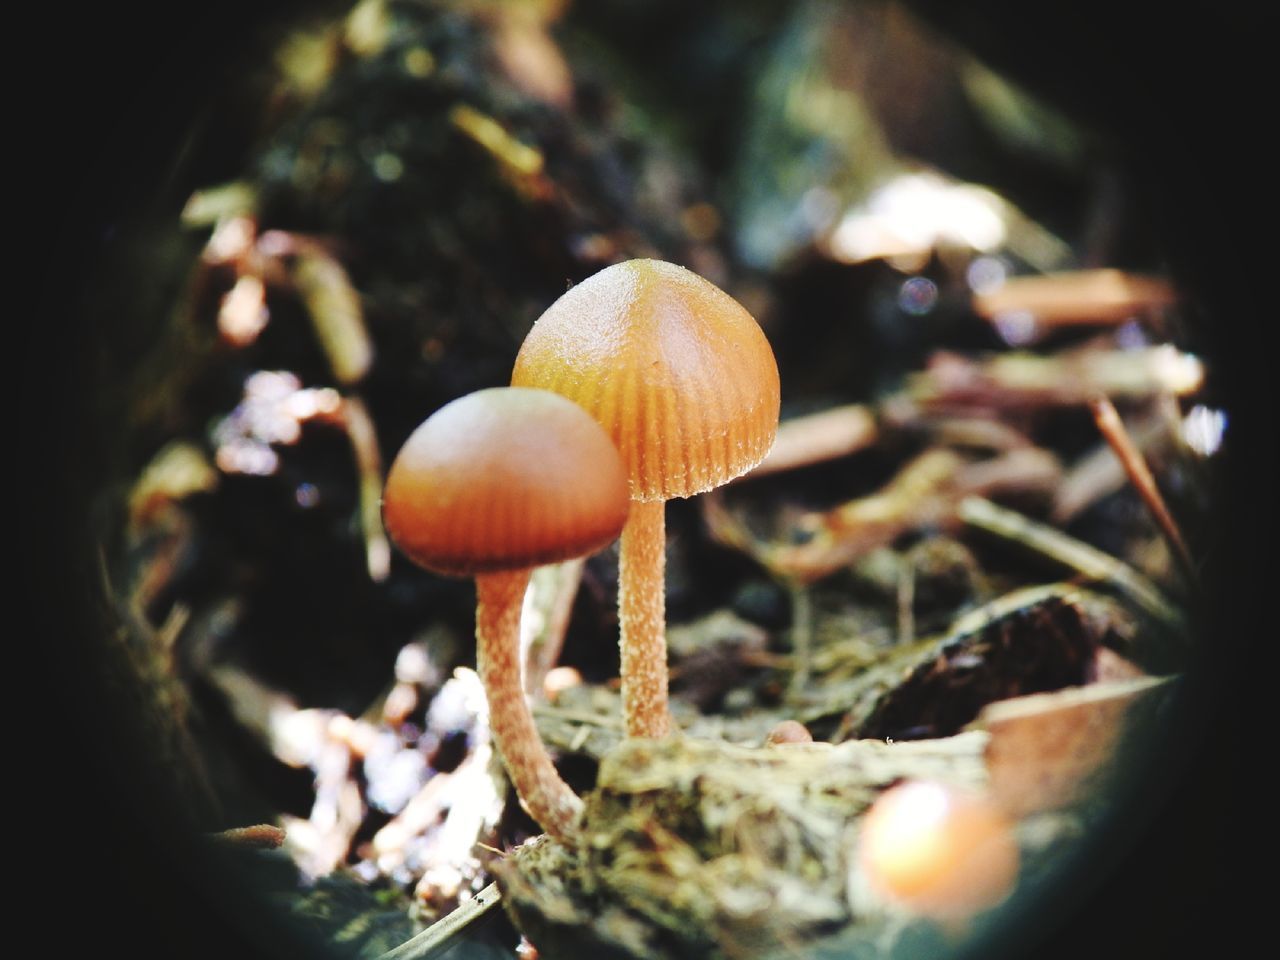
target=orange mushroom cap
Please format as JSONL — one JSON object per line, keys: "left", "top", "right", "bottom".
{"left": 856, "top": 780, "right": 1019, "bottom": 920}
{"left": 382, "top": 387, "right": 630, "bottom": 576}
{"left": 765, "top": 719, "right": 814, "bottom": 745}
{"left": 511, "top": 259, "right": 780, "bottom": 501}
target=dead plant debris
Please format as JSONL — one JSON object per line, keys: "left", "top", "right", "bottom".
{"left": 103, "top": 3, "right": 1214, "bottom": 959}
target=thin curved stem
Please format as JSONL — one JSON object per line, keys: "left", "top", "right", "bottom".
{"left": 475, "top": 569, "right": 583, "bottom": 840}
{"left": 618, "top": 498, "right": 672, "bottom": 738}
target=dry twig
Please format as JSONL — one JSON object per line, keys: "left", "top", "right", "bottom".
{"left": 958, "top": 497, "right": 1181, "bottom": 626}
{"left": 1087, "top": 396, "right": 1196, "bottom": 587}
{"left": 376, "top": 883, "right": 504, "bottom": 960}
{"left": 214, "top": 824, "right": 287, "bottom": 849}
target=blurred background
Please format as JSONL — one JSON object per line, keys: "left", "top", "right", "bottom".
{"left": 28, "top": 2, "right": 1265, "bottom": 959}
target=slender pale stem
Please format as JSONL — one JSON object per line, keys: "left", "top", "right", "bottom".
{"left": 617, "top": 498, "right": 672, "bottom": 738}
{"left": 475, "top": 569, "right": 582, "bottom": 840}
{"left": 787, "top": 582, "right": 813, "bottom": 696}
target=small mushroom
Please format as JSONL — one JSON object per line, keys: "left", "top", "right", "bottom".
{"left": 512, "top": 259, "right": 780, "bottom": 738}
{"left": 382, "top": 387, "right": 630, "bottom": 840}
{"left": 765, "top": 719, "right": 814, "bottom": 746}
{"left": 854, "top": 780, "right": 1019, "bottom": 921}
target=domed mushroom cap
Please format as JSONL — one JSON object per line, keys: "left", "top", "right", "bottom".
{"left": 512, "top": 259, "right": 780, "bottom": 501}
{"left": 856, "top": 780, "right": 1019, "bottom": 919}
{"left": 383, "top": 387, "right": 630, "bottom": 576}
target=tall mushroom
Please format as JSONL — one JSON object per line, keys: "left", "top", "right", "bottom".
{"left": 382, "top": 387, "right": 630, "bottom": 840}
{"left": 511, "top": 259, "right": 780, "bottom": 738}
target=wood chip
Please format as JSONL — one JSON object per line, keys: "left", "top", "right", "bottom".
{"left": 743, "top": 404, "right": 878, "bottom": 479}
{"left": 976, "top": 675, "right": 1171, "bottom": 817}
{"left": 972, "top": 269, "right": 1175, "bottom": 325}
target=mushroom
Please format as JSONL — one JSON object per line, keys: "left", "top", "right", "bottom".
{"left": 854, "top": 780, "right": 1019, "bottom": 921}
{"left": 511, "top": 259, "right": 780, "bottom": 738}
{"left": 382, "top": 387, "right": 630, "bottom": 840}
{"left": 765, "top": 719, "right": 814, "bottom": 746}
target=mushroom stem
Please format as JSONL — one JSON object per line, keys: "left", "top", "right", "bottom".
{"left": 618, "top": 499, "right": 672, "bottom": 738}
{"left": 475, "top": 569, "right": 583, "bottom": 840}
